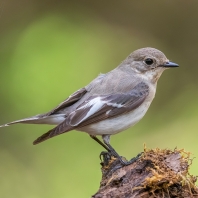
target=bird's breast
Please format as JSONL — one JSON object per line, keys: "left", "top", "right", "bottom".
{"left": 77, "top": 100, "right": 152, "bottom": 136}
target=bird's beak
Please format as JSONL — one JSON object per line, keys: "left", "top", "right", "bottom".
{"left": 161, "top": 61, "right": 179, "bottom": 68}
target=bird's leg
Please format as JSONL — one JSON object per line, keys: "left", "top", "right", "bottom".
{"left": 90, "top": 135, "right": 141, "bottom": 166}
{"left": 102, "top": 135, "right": 128, "bottom": 165}
{"left": 90, "top": 135, "right": 111, "bottom": 152}
{"left": 102, "top": 135, "right": 140, "bottom": 166}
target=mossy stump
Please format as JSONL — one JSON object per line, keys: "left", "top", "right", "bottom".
{"left": 92, "top": 148, "right": 198, "bottom": 198}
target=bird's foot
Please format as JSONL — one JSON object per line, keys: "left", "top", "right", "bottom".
{"left": 127, "top": 152, "right": 143, "bottom": 165}
{"left": 100, "top": 151, "right": 117, "bottom": 167}
{"left": 116, "top": 152, "right": 143, "bottom": 166}
{"left": 101, "top": 149, "right": 142, "bottom": 166}
{"left": 100, "top": 151, "right": 143, "bottom": 175}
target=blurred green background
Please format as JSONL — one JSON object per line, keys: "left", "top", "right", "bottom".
{"left": 0, "top": 0, "right": 198, "bottom": 197}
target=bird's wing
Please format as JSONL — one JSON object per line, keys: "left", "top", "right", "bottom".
{"left": 42, "top": 73, "right": 106, "bottom": 116}
{"left": 42, "top": 87, "right": 87, "bottom": 116}
{"left": 33, "top": 82, "right": 149, "bottom": 145}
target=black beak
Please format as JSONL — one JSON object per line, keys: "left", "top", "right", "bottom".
{"left": 161, "top": 61, "right": 179, "bottom": 68}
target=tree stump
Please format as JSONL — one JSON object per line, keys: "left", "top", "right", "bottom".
{"left": 92, "top": 147, "right": 198, "bottom": 198}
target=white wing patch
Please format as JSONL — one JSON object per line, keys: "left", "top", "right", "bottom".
{"left": 69, "top": 96, "right": 124, "bottom": 126}
{"left": 106, "top": 102, "right": 123, "bottom": 108}
{"left": 70, "top": 97, "right": 105, "bottom": 126}
{"left": 68, "top": 82, "right": 149, "bottom": 129}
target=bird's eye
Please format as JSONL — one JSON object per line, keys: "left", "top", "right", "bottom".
{"left": 144, "top": 58, "right": 154, "bottom": 65}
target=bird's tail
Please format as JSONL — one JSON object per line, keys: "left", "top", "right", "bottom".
{"left": 0, "top": 114, "right": 66, "bottom": 127}
{"left": 33, "top": 119, "right": 73, "bottom": 145}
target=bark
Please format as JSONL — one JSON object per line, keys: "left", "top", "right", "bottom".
{"left": 92, "top": 148, "right": 198, "bottom": 198}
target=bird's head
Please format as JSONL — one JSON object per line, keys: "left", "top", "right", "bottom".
{"left": 122, "top": 47, "right": 179, "bottom": 83}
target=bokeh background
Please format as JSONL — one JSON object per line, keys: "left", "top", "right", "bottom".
{"left": 0, "top": 0, "right": 198, "bottom": 197}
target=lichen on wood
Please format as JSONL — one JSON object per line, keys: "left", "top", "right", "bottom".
{"left": 92, "top": 147, "right": 198, "bottom": 198}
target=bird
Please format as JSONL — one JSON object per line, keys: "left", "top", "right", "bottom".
{"left": 0, "top": 47, "right": 179, "bottom": 165}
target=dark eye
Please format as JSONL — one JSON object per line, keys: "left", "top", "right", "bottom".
{"left": 144, "top": 58, "right": 154, "bottom": 65}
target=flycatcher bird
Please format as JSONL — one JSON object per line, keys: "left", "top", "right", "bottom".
{"left": 0, "top": 47, "right": 179, "bottom": 165}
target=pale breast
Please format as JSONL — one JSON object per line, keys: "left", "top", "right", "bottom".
{"left": 77, "top": 100, "right": 152, "bottom": 136}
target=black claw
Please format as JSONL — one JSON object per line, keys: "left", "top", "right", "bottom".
{"left": 100, "top": 151, "right": 113, "bottom": 166}
{"left": 100, "top": 151, "right": 142, "bottom": 167}
{"left": 99, "top": 151, "right": 143, "bottom": 177}
{"left": 121, "top": 152, "right": 143, "bottom": 165}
